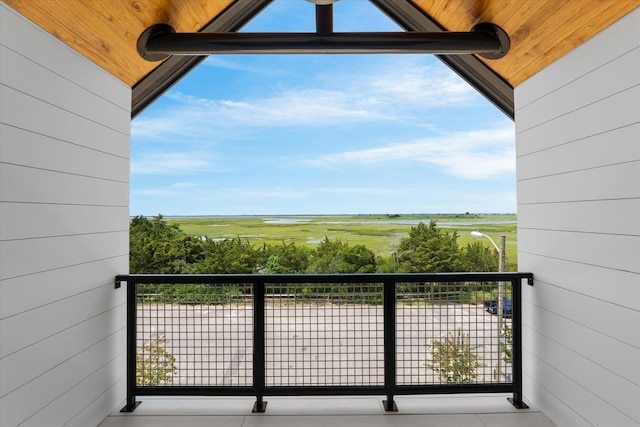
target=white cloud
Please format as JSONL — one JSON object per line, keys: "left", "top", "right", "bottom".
{"left": 170, "top": 182, "right": 198, "bottom": 188}
{"left": 303, "top": 124, "right": 515, "bottom": 180}
{"left": 131, "top": 152, "right": 210, "bottom": 175}
{"left": 316, "top": 187, "right": 402, "bottom": 195}
{"left": 215, "top": 187, "right": 311, "bottom": 199}
{"left": 203, "top": 57, "right": 261, "bottom": 72}
{"left": 131, "top": 90, "right": 382, "bottom": 142}
{"left": 334, "top": 58, "right": 475, "bottom": 107}
{"left": 131, "top": 56, "right": 478, "bottom": 142}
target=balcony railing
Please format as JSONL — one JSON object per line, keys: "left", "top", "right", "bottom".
{"left": 116, "top": 272, "right": 533, "bottom": 413}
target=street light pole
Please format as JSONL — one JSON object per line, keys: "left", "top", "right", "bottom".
{"left": 471, "top": 231, "right": 506, "bottom": 381}
{"left": 470, "top": 231, "right": 505, "bottom": 272}
{"left": 499, "top": 235, "right": 505, "bottom": 273}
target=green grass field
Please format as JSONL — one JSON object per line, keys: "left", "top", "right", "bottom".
{"left": 166, "top": 213, "right": 518, "bottom": 267}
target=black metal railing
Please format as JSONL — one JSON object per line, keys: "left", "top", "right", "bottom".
{"left": 116, "top": 272, "right": 533, "bottom": 412}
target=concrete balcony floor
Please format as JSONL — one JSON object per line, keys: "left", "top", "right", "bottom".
{"left": 99, "top": 394, "right": 557, "bottom": 427}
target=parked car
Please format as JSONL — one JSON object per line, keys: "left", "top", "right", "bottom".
{"left": 483, "top": 297, "right": 512, "bottom": 318}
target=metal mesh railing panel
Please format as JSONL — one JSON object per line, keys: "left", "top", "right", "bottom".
{"left": 136, "top": 282, "right": 253, "bottom": 387}
{"left": 129, "top": 274, "right": 522, "bottom": 397}
{"left": 264, "top": 283, "right": 385, "bottom": 387}
{"left": 396, "top": 281, "right": 513, "bottom": 386}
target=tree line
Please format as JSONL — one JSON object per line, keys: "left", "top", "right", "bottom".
{"left": 130, "top": 215, "right": 500, "bottom": 274}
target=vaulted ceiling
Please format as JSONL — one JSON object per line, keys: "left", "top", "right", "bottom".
{"left": 4, "top": 0, "right": 638, "bottom": 117}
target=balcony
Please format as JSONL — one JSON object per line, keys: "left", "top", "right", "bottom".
{"left": 100, "top": 272, "right": 556, "bottom": 426}
{"left": 98, "top": 395, "right": 556, "bottom": 427}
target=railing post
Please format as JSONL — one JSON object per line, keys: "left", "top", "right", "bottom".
{"left": 253, "top": 281, "right": 267, "bottom": 412}
{"left": 121, "top": 277, "right": 141, "bottom": 412}
{"left": 382, "top": 280, "right": 398, "bottom": 412}
{"left": 508, "top": 279, "right": 529, "bottom": 409}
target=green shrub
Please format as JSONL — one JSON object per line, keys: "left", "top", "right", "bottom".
{"left": 138, "top": 284, "right": 245, "bottom": 305}
{"left": 500, "top": 323, "right": 513, "bottom": 365}
{"left": 136, "top": 337, "right": 178, "bottom": 386}
{"left": 427, "top": 329, "right": 483, "bottom": 383}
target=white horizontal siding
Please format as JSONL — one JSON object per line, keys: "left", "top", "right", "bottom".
{"left": 523, "top": 323, "right": 639, "bottom": 423}
{"left": 0, "top": 255, "right": 128, "bottom": 319}
{"left": 0, "top": 326, "right": 125, "bottom": 426}
{"left": 0, "top": 231, "right": 129, "bottom": 281}
{"left": 0, "top": 45, "right": 129, "bottom": 133}
{"left": 518, "top": 228, "right": 639, "bottom": 274}
{"left": 1, "top": 85, "right": 129, "bottom": 158}
{"left": 0, "top": 203, "right": 128, "bottom": 241}
{"left": 516, "top": 85, "right": 640, "bottom": 156}
{"left": 523, "top": 291, "right": 640, "bottom": 388}
{"left": 517, "top": 161, "right": 639, "bottom": 204}
{"left": 1, "top": 125, "right": 129, "bottom": 183}
{"left": 0, "top": 163, "right": 128, "bottom": 206}
{"left": 516, "top": 7, "right": 640, "bottom": 427}
{"left": 522, "top": 278, "right": 639, "bottom": 352}
{"left": 519, "top": 252, "right": 639, "bottom": 312}
{"left": 518, "top": 199, "right": 640, "bottom": 236}
{"left": 0, "top": 2, "right": 130, "bottom": 427}
{"left": 0, "top": 303, "right": 126, "bottom": 397}
{"left": 522, "top": 372, "right": 593, "bottom": 427}
{"left": 516, "top": 47, "right": 640, "bottom": 133}
{"left": 16, "top": 356, "right": 126, "bottom": 427}
{"left": 64, "top": 376, "right": 126, "bottom": 427}
{"left": 523, "top": 344, "right": 639, "bottom": 427}
{"left": 517, "top": 123, "right": 640, "bottom": 180}
{"left": 0, "top": 278, "right": 126, "bottom": 358}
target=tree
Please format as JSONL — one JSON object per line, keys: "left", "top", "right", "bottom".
{"left": 376, "top": 255, "right": 398, "bottom": 273}
{"left": 195, "top": 237, "right": 261, "bottom": 274}
{"left": 461, "top": 241, "right": 499, "bottom": 272}
{"left": 309, "top": 237, "right": 377, "bottom": 273}
{"left": 263, "top": 255, "right": 281, "bottom": 274}
{"left": 265, "top": 241, "right": 311, "bottom": 274}
{"left": 396, "top": 221, "right": 462, "bottom": 272}
{"left": 309, "top": 237, "right": 346, "bottom": 273}
{"left": 130, "top": 215, "right": 205, "bottom": 274}
{"left": 337, "top": 244, "right": 377, "bottom": 273}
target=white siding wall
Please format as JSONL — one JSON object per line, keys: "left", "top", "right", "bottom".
{"left": 0, "top": 3, "right": 130, "bottom": 426}
{"left": 515, "top": 7, "right": 640, "bottom": 427}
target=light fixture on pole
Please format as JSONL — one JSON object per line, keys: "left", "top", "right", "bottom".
{"left": 307, "top": 0, "right": 338, "bottom": 35}
{"left": 470, "top": 231, "right": 505, "bottom": 272}
{"left": 471, "top": 230, "right": 507, "bottom": 381}
{"left": 306, "top": 0, "right": 338, "bottom": 4}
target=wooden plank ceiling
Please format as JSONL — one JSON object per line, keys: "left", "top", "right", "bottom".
{"left": 3, "top": 0, "right": 235, "bottom": 86}
{"left": 411, "top": 0, "right": 639, "bottom": 86}
{"left": 4, "top": 0, "right": 639, "bottom": 89}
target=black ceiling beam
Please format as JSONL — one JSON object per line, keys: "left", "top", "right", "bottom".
{"left": 131, "top": 0, "right": 274, "bottom": 118}
{"left": 370, "top": 0, "right": 514, "bottom": 119}
{"left": 137, "top": 24, "right": 508, "bottom": 57}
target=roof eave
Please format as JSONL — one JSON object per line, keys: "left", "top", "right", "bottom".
{"left": 132, "top": 0, "right": 274, "bottom": 118}
{"left": 370, "top": 0, "right": 514, "bottom": 120}
{"left": 132, "top": 0, "right": 514, "bottom": 120}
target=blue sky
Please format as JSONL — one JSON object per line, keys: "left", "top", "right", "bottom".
{"left": 130, "top": 0, "right": 516, "bottom": 216}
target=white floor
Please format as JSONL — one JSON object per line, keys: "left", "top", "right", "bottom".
{"left": 98, "top": 394, "right": 557, "bottom": 427}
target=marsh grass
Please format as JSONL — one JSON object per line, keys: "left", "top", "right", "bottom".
{"left": 167, "top": 214, "right": 517, "bottom": 264}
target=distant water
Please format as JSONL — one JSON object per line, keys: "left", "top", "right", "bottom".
{"left": 263, "top": 218, "right": 312, "bottom": 224}
{"left": 263, "top": 218, "right": 515, "bottom": 226}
